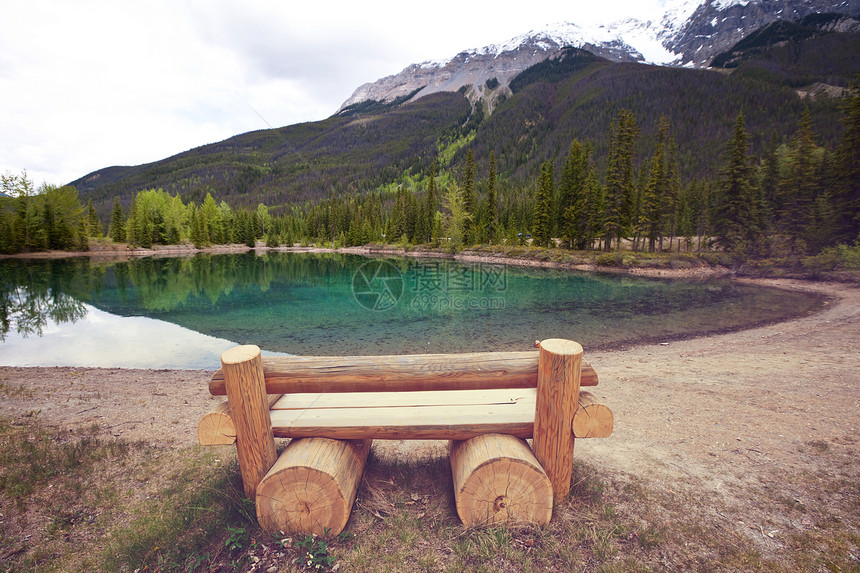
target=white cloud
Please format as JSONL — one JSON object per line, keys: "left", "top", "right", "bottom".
{"left": 0, "top": 0, "right": 674, "bottom": 187}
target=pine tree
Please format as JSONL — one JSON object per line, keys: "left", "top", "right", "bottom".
{"left": 109, "top": 197, "right": 126, "bottom": 243}
{"left": 391, "top": 186, "right": 406, "bottom": 241}
{"left": 7, "top": 171, "right": 42, "bottom": 252}
{"left": 442, "top": 181, "right": 472, "bottom": 252}
{"left": 189, "top": 205, "right": 204, "bottom": 248}
{"left": 639, "top": 142, "right": 665, "bottom": 252}
{"left": 603, "top": 109, "right": 638, "bottom": 251}
{"left": 77, "top": 217, "right": 89, "bottom": 251}
{"left": 200, "top": 193, "right": 219, "bottom": 244}
{"left": 485, "top": 151, "right": 499, "bottom": 243}
{"left": 86, "top": 199, "right": 102, "bottom": 238}
{"left": 758, "top": 136, "right": 779, "bottom": 234}
{"left": 405, "top": 190, "right": 417, "bottom": 242}
{"left": 782, "top": 107, "right": 818, "bottom": 254}
{"left": 462, "top": 149, "right": 476, "bottom": 243}
{"left": 532, "top": 161, "right": 553, "bottom": 247}
{"left": 663, "top": 123, "right": 681, "bottom": 252}
{"left": 809, "top": 152, "right": 839, "bottom": 253}
{"left": 714, "top": 113, "right": 759, "bottom": 256}
{"left": 584, "top": 169, "right": 605, "bottom": 250}
{"left": 558, "top": 140, "right": 589, "bottom": 248}
{"left": 425, "top": 163, "right": 438, "bottom": 243}
{"left": 834, "top": 85, "right": 860, "bottom": 243}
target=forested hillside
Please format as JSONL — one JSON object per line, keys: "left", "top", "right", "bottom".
{"left": 72, "top": 92, "right": 471, "bottom": 216}
{"left": 68, "top": 16, "right": 857, "bottom": 221}
{"left": 1, "top": 15, "right": 855, "bottom": 265}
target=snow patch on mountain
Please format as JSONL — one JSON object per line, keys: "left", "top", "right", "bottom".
{"left": 713, "top": 0, "right": 751, "bottom": 10}
{"left": 337, "top": 0, "right": 859, "bottom": 114}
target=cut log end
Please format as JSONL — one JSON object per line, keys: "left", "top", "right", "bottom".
{"left": 197, "top": 401, "right": 236, "bottom": 445}
{"left": 572, "top": 403, "right": 614, "bottom": 438}
{"left": 221, "top": 344, "right": 262, "bottom": 366}
{"left": 538, "top": 338, "right": 583, "bottom": 357}
{"left": 256, "top": 438, "right": 371, "bottom": 536}
{"left": 450, "top": 434, "right": 553, "bottom": 527}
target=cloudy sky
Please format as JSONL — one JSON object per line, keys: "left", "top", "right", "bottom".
{"left": 1, "top": 0, "right": 675, "bottom": 187}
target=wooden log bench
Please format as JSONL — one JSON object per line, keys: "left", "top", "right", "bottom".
{"left": 198, "top": 339, "right": 613, "bottom": 535}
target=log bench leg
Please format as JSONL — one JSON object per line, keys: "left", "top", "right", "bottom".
{"left": 449, "top": 433, "right": 553, "bottom": 527}
{"left": 221, "top": 345, "right": 278, "bottom": 499}
{"left": 533, "top": 338, "right": 582, "bottom": 501}
{"left": 256, "top": 438, "right": 372, "bottom": 536}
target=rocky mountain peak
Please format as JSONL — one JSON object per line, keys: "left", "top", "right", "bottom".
{"left": 336, "top": 0, "right": 859, "bottom": 115}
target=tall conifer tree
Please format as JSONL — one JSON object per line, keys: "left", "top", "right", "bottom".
{"left": 835, "top": 85, "right": 860, "bottom": 243}
{"left": 109, "top": 196, "right": 125, "bottom": 243}
{"left": 558, "top": 140, "right": 589, "bottom": 248}
{"left": 462, "top": 149, "right": 476, "bottom": 243}
{"left": 714, "top": 113, "right": 759, "bottom": 255}
{"left": 603, "top": 109, "right": 638, "bottom": 251}
{"left": 425, "top": 162, "right": 437, "bottom": 243}
{"left": 485, "top": 151, "right": 499, "bottom": 243}
{"left": 532, "top": 161, "right": 553, "bottom": 247}
{"left": 782, "top": 107, "right": 818, "bottom": 253}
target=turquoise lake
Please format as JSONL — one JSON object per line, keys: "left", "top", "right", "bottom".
{"left": 0, "top": 252, "right": 825, "bottom": 369}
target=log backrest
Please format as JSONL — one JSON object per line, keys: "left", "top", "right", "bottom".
{"left": 209, "top": 351, "right": 598, "bottom": 396}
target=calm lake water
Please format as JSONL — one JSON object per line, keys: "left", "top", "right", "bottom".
{"left": 0, "top": 252, "right": 825, "bottom": 369}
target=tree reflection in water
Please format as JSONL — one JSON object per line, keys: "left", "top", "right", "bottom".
{"left": 0, "top": 287, "right": 87, "bottom": 340}
{"left": 0, "top": 253, "right": 827, "bottom": 359}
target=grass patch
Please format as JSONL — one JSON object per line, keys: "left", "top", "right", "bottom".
{"left": 0, "top": 417, "right": 254, "bottom": 572}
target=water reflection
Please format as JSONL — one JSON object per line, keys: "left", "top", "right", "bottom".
{"left": 0, "top": 261, "right": 89, "bottom": 341}
{"left": 0, "top": 303, "right": 239, "bottom": 369}
{"left": 0, "top": 253, "right": 826, "bottom": 368}
{"left": 0, "top": 288, "right": 87, "bottom": 341}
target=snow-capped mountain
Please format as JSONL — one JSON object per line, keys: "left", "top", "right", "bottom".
{"left": 337, "top": 0, "right": 858, "bottom": 114}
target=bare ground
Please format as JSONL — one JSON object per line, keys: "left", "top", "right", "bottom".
{"left": 0, "top": 277, "right": 857, "bottom": 565}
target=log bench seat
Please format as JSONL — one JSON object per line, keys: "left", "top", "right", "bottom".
{"left": 202, "top": 387, "right": 612, "bottom": 441}
{"left": 198, "top": 340, "right": 613, "bottom": 535}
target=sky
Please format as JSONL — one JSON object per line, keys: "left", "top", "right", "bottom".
{"left": 0, "top": 0, "right": 676, "bottom": 188}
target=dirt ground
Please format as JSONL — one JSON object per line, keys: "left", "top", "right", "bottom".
{"left": 0, "top": 277, "right": 857, "bottom": 561}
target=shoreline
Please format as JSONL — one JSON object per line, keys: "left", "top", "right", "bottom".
{"left": 0, "top": 277, "right": 854, "bottom": 443}
{"left": 1, "top": 242, "right": 733, "bottom": 280}
{"left": 6, "top": 241, "right": 857, "bottom": 283}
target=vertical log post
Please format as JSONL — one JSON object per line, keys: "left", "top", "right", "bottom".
{"left": 221, "top": 345, "right": 278, "bottom": 499}
{"left": 532, "top": 338, "right": 583, "bottom": 501}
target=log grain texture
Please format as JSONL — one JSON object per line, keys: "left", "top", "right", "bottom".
{"left": 221, "top": 345, "right": 278, "bottom": 498}
{"left": 572, "top": 391, "right": 614, "bottom": 438}
{"left": 449, "top": 434, "right": 553, "bottom": 527}
{"left": 197, "top": 395, "right": 283, "bottom": 446}
{"left": 209, "top": 352, "right": 598, "bottom": 395}
{"left": 255, "top": 438, "right": 372, "bottom": 535}
{"left": 531, "top": 339, "right": 583, "bottom": 501}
